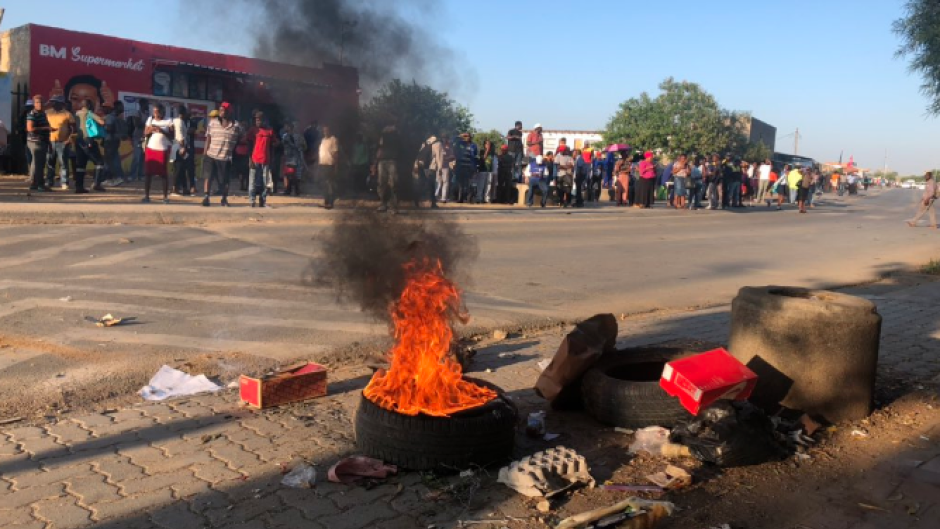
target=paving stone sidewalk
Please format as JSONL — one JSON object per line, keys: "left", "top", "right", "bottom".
{"left": 2, "top": 280, "right": 940, "bottom": 528}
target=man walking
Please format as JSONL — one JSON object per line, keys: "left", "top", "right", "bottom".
{"left": 319, "top": 125, "right": 342, "bottom": 209}
{"left": 757, "top": 158, "right": 772, "bottom": 204}
{"left": 375, "top": 124, "right": 400, "bottom": 213}
{"left": 172, "top": 105, "right": 197, "bottom": 196}
{"left": 248, "top": 112, "right": 275, "bottom": 208}
{"left": 44, "top": 95, "right": 75, "bottom": 190}
{"left": 908, "top": 172, "right": 938, "bottom": 228}
{"left": 202, "top": 102, "right": 241, "bottom": 207}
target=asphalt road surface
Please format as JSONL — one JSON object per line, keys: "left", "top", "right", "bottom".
{"left": 0, "top": 188, "right": 935, "bottom": 417}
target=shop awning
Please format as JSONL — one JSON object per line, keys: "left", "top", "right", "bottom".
{"left": 152, "top": 59, "right": 332, "bottom": 89}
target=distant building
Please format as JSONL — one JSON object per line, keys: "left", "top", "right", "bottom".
{"left": 742, "top": 117, "right": 776, "bottom": 153}
{"left": 524, "top": 129, "right": 604, "bottom": 154}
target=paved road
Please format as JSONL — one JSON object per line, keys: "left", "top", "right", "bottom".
{"left": 0, "top": 188, "right": 936, "bottom": 416}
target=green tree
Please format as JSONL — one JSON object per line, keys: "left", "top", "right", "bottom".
{"left": 894, "top": 0, "right": 940, "bottom": 115}
{"left": 603, "top": 78, "right": 748, "bottom": 157}
{"left": 472, "top": 129, "right": 506, "bottom": 152}
{"left": 742, "top": 142, "right": 772, "bottom": 163}
{"left": 361, "top": 79, "right": 474, "bottom": 159}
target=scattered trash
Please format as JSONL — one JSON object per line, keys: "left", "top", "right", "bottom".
{"left": 86, "top": 313, "right": 137, "bottom": 327}
{"left": 906, "top": 502, "right": 920, "bottom": 515}
{"left": 645, "top": 465, "right": 692, "bottom": 490}
{"left": 614, "top": 427, "right": 635, "bottom": 435}
{"left": 226, "top": 380, "right": 239, "bottom": 389}
{"left": 536, "top": 499, "right": 551, "bottom": 513}
{"left": 708, "top": 525, "right": 732, "bottom": 529}
{"left": 200, "top": 433, "right": 223, "bottom": 444}
{"left": 794, "top": 453, "right": 812, "bottom": 461}
{"left": 239, "top": 362, "right": 328, "bottom": 409}
{"left": 537, "top": 359, "right": 551, "bottom": 372}
{"left": 118, "top": 238, "right": 134, "bottom": 244}
{"left": 660, "top": 348, "right": 758, "bottom": 415}
{"left": 139, "top": 365, "right": 222, "bottom": 401}
{"left": 485, "top": 368, "right": 494, "bottom": 373}
{"left": 0, "top": 417, "right": 24, "bottom": 426}
{"left": 497, "top": 352, "right": 519, "bottom": 359}
{"left": 851, "top": 429, "right": 870, "bottom": 438}
{"left": 920, "top": 436, "right": 930, "bottom": 441}
{"left": 543, "top": 433, "right": 561, "bottom": 441}
{"left": 59, "top": 296, "right": 72, "bottom": 302}
{"left": 887, "top": 492, "right": 904, "bottom": 502}
{"left": 497, "top": 446, "right": 595, "bottom": 498}
{"left": 599, "top": 484, "right": 664, "bottom": 493}
{"left": 459, "top": 469, "right": 475, "bottom": 478}
{"left": 526, "top": 411, "right": 547, "bottom": 437}
{"left": 281, "top": 463, "right": 317, "bottom": 489}
{"left": 857, "top": 502, "right": 888, "bottom": 512}
{"left": 535, "top": 314, "right": 617, "bottom": 408}
{"left": 493, "top": 330, "right": 508, "bottom": 341}
{"left": 327, "top": 456, "right": 398, "bottom": 484}
{"left": 670, "top": 401, "right": 788, "bottom": 467}
{"left": 628, "top": 427, "right": 690, "bottom": 458}
{"left": 555, "top": 497, "right": 674, "bottom": 529}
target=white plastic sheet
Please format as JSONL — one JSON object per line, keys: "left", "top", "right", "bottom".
{"left": 139, "top": 365, "right": 222, "bottom": 401}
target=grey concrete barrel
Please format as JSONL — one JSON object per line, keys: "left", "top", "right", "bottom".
{"left": 728, "top": 286, "right": 882, "bottom": 423}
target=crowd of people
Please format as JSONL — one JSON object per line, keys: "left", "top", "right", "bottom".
{"left": 18, "top": 95, "right": 871, "bottom": 214}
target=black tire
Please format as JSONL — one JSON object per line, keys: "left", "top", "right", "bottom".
{"left": 354, "top": 378, "right": 518, "bottom": 471}
{"left": 582, "top": 347, "right": 694, "bottom": 429}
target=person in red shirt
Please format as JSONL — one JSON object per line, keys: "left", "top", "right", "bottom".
{"left": 526, "top": 124, "right": 543, "bottom": 157}
{"left": 248, "top": 112, "right": 276, "bottom": 208}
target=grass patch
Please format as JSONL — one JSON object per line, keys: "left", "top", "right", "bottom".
{"left": 921, "top": 259, "right": 940, "bottom": 275}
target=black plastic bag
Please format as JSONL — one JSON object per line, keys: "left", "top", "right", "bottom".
{"left": 669, "top": 401, "right": 788, "bottom": 467}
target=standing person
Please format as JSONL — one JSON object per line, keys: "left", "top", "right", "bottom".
{"left": 141, "top": 103, "right": 174, "bottom": 204}
{"left": 374, "top": 124, "right": 400, "bottom": 213}
{"left": 614, "top": 151, "right": 631, "bottom": 206}
{"left": 26, "top": 95, "right": 54, "bottom": 192}
{"left": 773, "top": 165, "right": 789, "bottom": 210}
{"left": 907, "top": 172, "right": 938, "bottom": 228}
{"left": 496, "top": 144, "right": 514, "bottom": 204}
{"left": 44, "top": 95, "right": 75, "bottom": 190}
{"left": 319, "top": 125, "right": 342, "bottom": 209}
{"left": 281, "top": 122, "right": 307, "bottom": 196}
{"left": 303, "top": 121, "right": 320, "bottom": 183}
{"left": 247, "top": 112, "right": 276, "bottom": 208}
{"left": 453, "top": 132, "right": 477, "bottom": 203}
{"left": 437, "top": 136, "right": 454, "bottom": 203}
{"left": 171, "top": 105, "right": 197, "bottom": 196}
{"left": 202, "top": 102, "right": 241, "bottom": 207}
{"left": 574, "top": 148, "right": 591, "bottom": 207}
{"left": 555, "top": 148, "right": 575, "bottom": 207}
{"left": 20, "top": 99, "right": 35, "bottom": 178}
{"left": 726, "top": 158, "right": 744, "bottom": 207}
{"left": 507, "top": 121, "right": 524, "bottom": 182}
{"left": 635, "top": 151, "right": 657, "bottom": 208}
{"left": 75, "top": 99, "right": 108, "bottom": 192}
{"left": 757, "top": 158, "right": 772, "bottom": 204}
{"left": 103, "top": 101, "right": 128, "bottom": 186}
{"left": 787, "top": 165, "right": 803, "bottom": 206}
{"left": 689, "top": 156, "right": 704, "bottom": 210}
{"left": 475, "top": 139, "right": 496, "bottom": 203}
{"left": 126, "top": 98, "right": 149, "bottom": 182}
{"left": 414, "top": 134, "right": 441, "bottom": 209}
{"left": 672, "top": 154, "right": 691, "bottom": 209}
{"left": 525, "top": 155, "right": 549, "bottom": 208}
{"left": 350, "top": 133, "right": 370, "bottom": 195}
{"left": 526, "top": 123, "right": 544, "bottom": 158}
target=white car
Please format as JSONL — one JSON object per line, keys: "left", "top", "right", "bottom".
{"left": 903, "top": 180, "right": 915, "bottom": 189}
{"left": 918, "top": 182, "right": 927, "bottom": 190}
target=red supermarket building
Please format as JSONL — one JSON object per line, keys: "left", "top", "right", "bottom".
{"left": 0, "top": 23, "right": 359, "bottom": 168}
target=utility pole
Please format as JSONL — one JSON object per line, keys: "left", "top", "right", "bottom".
{"left": 339, "top": 20, "right": 358, "bottom": 66}
{"left": 794, "top": 128, "right": 800, "bottom": 156}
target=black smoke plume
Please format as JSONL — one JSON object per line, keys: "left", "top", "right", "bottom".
{"left": 309, "top": 208, "right": 478, "bottom": 320}
{"left": 245, "top": 0, "right": 467, "bottom": 93}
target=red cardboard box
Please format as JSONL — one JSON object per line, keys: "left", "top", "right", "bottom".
{"left": 240, "top": 362, "right": 328, "bottom": 409}
{"left": 660, "top": 348, "right": 757, "bottom": 415}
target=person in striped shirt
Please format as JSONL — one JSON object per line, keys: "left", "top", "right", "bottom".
{"left": 202, "top": 102, "right": 242, "bottom": 207}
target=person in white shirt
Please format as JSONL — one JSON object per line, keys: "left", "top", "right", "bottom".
{"left": 757, "top": 159, "right": 772, "bottom": 204}
{"left": 142, "top": 103, "right": 174, "bottom": 204}
{"left": 318, "top": 125, "right": 341, "bottom": 209}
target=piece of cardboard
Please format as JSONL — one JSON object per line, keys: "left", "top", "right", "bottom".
{"left": 239, "top": 362, "right": 328, "bottom": 409}
{"left": 660, "top": 348, "right": 757, "bottom": 415}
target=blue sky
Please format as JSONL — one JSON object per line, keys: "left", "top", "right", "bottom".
{"left": 5, "top": 0, "right": 938, "bottom": 174}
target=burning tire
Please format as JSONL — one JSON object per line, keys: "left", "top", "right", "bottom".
{"left": 355, "top": 379, "right": 518, "bottom": 471}
{"left": 582, "top": 347, "right": 693, "bottom": 428}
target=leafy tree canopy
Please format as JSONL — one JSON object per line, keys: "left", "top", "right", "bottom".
{"left": 894, "top": 0, "right": 940, "bottom": 115}
{"left": 603, "top": 78, "right": 749, "bottom": 157}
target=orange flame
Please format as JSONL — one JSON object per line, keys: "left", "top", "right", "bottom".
{"left": 363, "top": 258, "right": 497, "bottom": 417}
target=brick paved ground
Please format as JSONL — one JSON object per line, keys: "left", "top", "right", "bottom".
{"left": 2, "top": 278, "right": 940, "bottom": 528}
